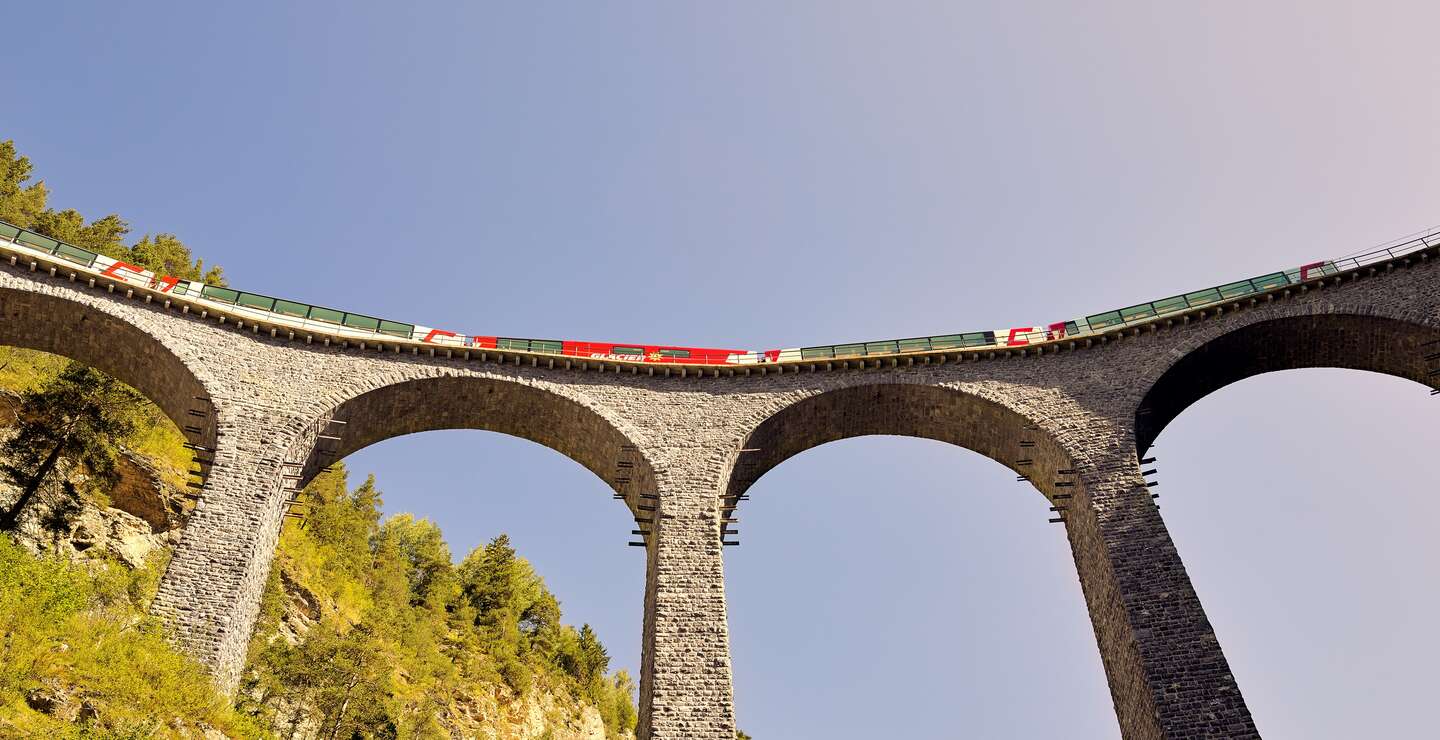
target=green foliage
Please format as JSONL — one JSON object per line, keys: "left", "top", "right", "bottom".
{"left": 0, "top": 362, "right": 150, "bottom": 531}
{"left": 598, "top": 670, "right": 638, "bottom": 736}
{"left": 1, "top": 361, "right": 144, "bottom": 485}
{"left": 373, "top": 513, "right": 456, "bottom": 608}
{"left": 0, "top": 139, "right": 224, "bottom": 285}
{"left": 30, "top": 209, "right": 129, "bottom": 258}
{"left": 0, "top": 345, "right": 67, "bottom": 392}
{"left": 242, "top": 465, "right": 638, "bottom": 737}
{"left": 0, "top": 534, "right": 265, "bottom": 737}
{"left": 0, "top": 347, "right": 191, "bottom": 490}
{"left": 737, "top": 731, "right": 753, "bottom": 740}
{"left": 129, "top": 232, "right": 226, "bottom": 285}
{"left": 0, "top": 140, "right": 47, "bottom": 226}
{"left": 253, "top": 624, "right": 398, "bottom": 738}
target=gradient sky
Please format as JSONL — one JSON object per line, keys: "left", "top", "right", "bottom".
{"left": 4, "top": 3, "right": 1439, "bottom": 737}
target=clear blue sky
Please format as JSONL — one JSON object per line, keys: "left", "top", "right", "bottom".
{"left": 4, "top": 3, "right": 1439, "bottom": 737}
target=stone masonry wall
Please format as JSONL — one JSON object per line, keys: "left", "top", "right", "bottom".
{"left": 0, "top": 247, "right": 1436, "bottom": 738}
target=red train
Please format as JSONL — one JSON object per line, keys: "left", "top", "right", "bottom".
{"left": 420, "top": 331, "right": 757, "bottom": 364}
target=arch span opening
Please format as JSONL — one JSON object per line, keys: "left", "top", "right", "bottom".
{"left": 264, "top": 374, "right": 655, "bottom": 735}
{"left": 1150, "top": 368, "right": 1440, "bottom": 738}
{"left": 725, "top": 383, "right": 1114, "bottom": 737}
{"left": 726, "top": 435, "right": 1117, "bottom": 738}
{"left": 333, "top": 428, "right": 644, "bottom": 680}
{"left": 0, "top": 344, "right": 201, "bottom": 552}
{"left": 246, "top": 427, "right": 647, "bottom": 735}
{"left": 1135, "top": 313, "right": 1440, "bottom": 455}
{"left": 294, "top": 374, "right": 656, "bottom": 500}
{"left": 0, "top": 286, "right": 215, "bottom": 450}
{"left": 727, "top": 383, "right": 1072, "bottom": 506}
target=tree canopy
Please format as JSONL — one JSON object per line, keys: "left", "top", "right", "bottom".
{"left": 0, "top": 140, "right": 223, "bottom": 285}
{"left": 242, "top": 465, "right": 638, "bottom": 737}
{"left": 0, "top": 362, "right": 148, "bottom": 532}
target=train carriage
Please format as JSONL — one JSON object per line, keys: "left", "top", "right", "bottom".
{"left": 0, "top": 215, "right": 1420, "bottom": 369}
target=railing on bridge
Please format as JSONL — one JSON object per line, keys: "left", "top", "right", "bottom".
{"left": 788, "top": 228, "right": 1439, "bottom": 359}
{"left": 1, "top": 218, "right": 1436, "bottom": 366}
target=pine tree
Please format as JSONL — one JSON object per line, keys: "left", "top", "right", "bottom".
{"left": 576, "top": 623, "right": 610, "bottom": 682}
{"left": 30, "top": 209, "right": 130, "bottom": 257}
{"left": 462, "top": 533, "right": 520, "bottom": 618}
{"left": 0, "top": 140, "right": 48, "bottom": 226}
{"left": 128, "top": 232, "right": 226, "bottom": 285}
{"left": 0, "top": 362, "right": 144, "bottom": 530}
{"left": 374, "top": 513, "right": 455, "bottom": 607}
{"left": 0, "top": 139, "right": 226, "bottom": 284}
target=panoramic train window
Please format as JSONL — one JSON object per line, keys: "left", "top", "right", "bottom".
{"left": 1218, "top": 280, "right": 1255, "bottom": 299}
{"left": 832, "top": 343, "right": 865, "bottom": 357}
{"left": 16, "top": 231, "right": 58, "bottom": 252}
{"left": 378, "top": 320, "right": 413, "bottom": 338}
{"left": 237, "top": 293, "right": 276, "bottom": 310}
{"left": 0, "top": 224, "right": 18, "bottom": 239}
{"left": 1152, "top": 295, "right": 1189, "bottom": 313}
{"left": 1252, "top": 271, "right": 1289, "bottom": 290}
{"left": 273, "top": 299, "right": 310, "bottom": 318}
{"left": 801, "top": 346, "right": 834, "bottom": 360}
{"left": 612, "top": 347, "right": 644, "bottom": 355}
{"left": 309, "top": 306, "right": 344, "bottom": 324}
{"left": 201, "top": 285, "right": 241, "bottom": 303}
{"left": 342, "top": 313, "right": 381, "bottom": 331}
{"left": 1184, "top": 287, "right": 1222, "bottom": 306}
{"left": 1085, "top": 310, "right": 1123, "bottom": 330}
{"left": 1120, "top": 304, "right": 1157, "bottom": 321}
{"left": 898, "top": 338, "right": 931, "bottom": 352}
{"left": 494, "top": 338, "right": 563, "bottom": 353}
{"left": 658, "top": 349, "right": 690, "bottom": 358}
{"left": 54, "top": 243, "right": 96, "bottom": 266}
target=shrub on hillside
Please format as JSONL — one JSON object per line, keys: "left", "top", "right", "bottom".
{"left": 0, "top": 534, "right": 265, "bottom": 737}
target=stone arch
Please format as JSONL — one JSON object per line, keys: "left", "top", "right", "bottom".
{"left": 292, "top": 373, "right": 656, "bottom": 508}
{"left": 0, "top": 284, "right": 215, "bottom": 449}
{"left": 1133, "top": 310, "right": 1440, "bottom": 455}
{"left": 727, "top": 382, "right": 1071, "bottom": 507}
{"left": 282, "top": 372, "right": 666, "bottom": 727}
{"left": 723, "top": 381, "right": 1115, "bottom": 737}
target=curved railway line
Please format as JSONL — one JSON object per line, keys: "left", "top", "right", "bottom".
{"left": 1, "top": 217, "right": 1436, "bottom": 375}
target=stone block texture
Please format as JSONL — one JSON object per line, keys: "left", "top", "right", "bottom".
{"left": 1, "top": 247, "right": 1437, "bottom": 739}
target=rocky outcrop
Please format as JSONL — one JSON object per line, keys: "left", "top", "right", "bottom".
{"left": 262, "top": 566, "right": 614, "bottom": 740}
{"left": 442, "top": 682, "right": 608, "bottom": 740}
{"left": 0, "top": 433, "right": 183, "bottom": 567}
{"left": 108, "top": 447, "right": 187, "bottom": 531}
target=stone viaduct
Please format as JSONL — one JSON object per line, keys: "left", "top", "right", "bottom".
{"left": 0, "top": 235, "right": 1436, "bottom": 739}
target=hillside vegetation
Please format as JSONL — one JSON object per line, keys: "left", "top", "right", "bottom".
{"left": 0, "top": 346, "right": 638, "bottom": 737}
{"left": 242, "top": 464, "right": 637, "bottom": 737}
{"left": 0, "top": 534, "right": 268, "bottom": 737}
{"left": 0, "top": 139, "right": 640, "bottom": 738}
